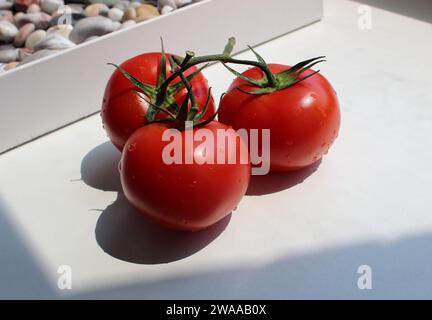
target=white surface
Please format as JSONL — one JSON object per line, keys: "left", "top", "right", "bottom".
{"left": 0, "top": 0, "right": 322, "bottom": 153}
{"left": 1, "top": 0, "right": 432, "bottom": 299}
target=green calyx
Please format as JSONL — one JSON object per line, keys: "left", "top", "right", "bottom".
{"left": 129, "top": 53, "right": 217, "bottom": 131}
{"left": 107, "top": 39, "right": 209, "bottom": 123}
{"left": 223, "top": 52, "right": 326, "bottom": 95}
{"left": 108, "top": 37, "right": 325, "bottom": 130}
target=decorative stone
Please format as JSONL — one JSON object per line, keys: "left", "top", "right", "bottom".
{"left": 113, "top": 0, "right": 129, "bottom": 11}
{"left": 120, "top": 18, "right": 134, "bottom": 29}
{"left": 84, "top": 3, "right": 108, "bottom": 16}
{"left": 40, "top": 0, "right": 63, "bottom": 14}
{"left": 13, "top": 0, "right": 39, "bottom": 13}
{"left": 0, "top": 20, "right": 18, "bottom": 42}
{"left": 121, "top": 7, "right": 135, "bottom": 21}
{"left": 0, "top": 44, "right": 19, "bottom": 62}
{"left": 88, "top": 0, "right": 120, "bottom": 7}
{"left": 20, "top": 48, "right": 57, "bottom": 64}
{"left": 84, "top": 34, "right": 98, "bottom": 41}
{"left": 135, "top": 4, "right": 159, "bottom": 22}
{"left": 0, "top": 9, "right": 14, "bottom": 23}
{"left": 69, "top": 16, "right": 115, "bottom": 44}
{"left": 64, "top": 0, "right": 88, "bottom": 4}
{"left": 157, "top": 0, "right": 176, "bottom": 11}
{"left": 107, "top": 7, "right": 123, "bottom": 21}
{"left": 4, "top": 60, "right": 19, "bottom": 70}
{"left": 27, "top": 3, "right": 41, "bottom": 12}
{"left": 47, "top": 23, "right": 73, "bottom": 38}
{"left": 128, "top": 1, "right": 141, "bottom": 9}
{"left": 112, "top": 20, "right": 120, "bottom": 29}
{"left": 49, "top": 12, "right": 85, "bottom": 26}
{"left": 18, "top": 47, "right": 32, "bottom": 60}
{"left": 174, "top": 0, "right": 192, "bottom": 7}
{"left": 160, "top": 5, "right": 173, "bottom": 14}
{"left": 25, "top": 28, "right": 46, "bottom": 49}
{"left": 14, "top": 12, "right": 25, "bottom": 20}
{"left": 67, "top": 3, "right": 84, "bottom": 14}
{"left": 0, "top": 0, "right": 13, "bottom": 10}
{"left": 16, "top": 12, "right": 51, "bottom": 29}
{"left": 33, "top": 32, "right": 75, "bottom": 50}
{"left": 0, "top": 0, "right": 190, "bottom": 70}
{"left": 14, "top": 22, "right": 35, "bottom": 47}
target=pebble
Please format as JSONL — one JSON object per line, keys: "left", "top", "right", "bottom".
{"left": 49, "top": 12, "right": 85, "bottom": 26}
{"left": 88, "top": 0, "right": 120, "bottom": 7}
{"left": 120, "top": 18, "right": 134, "bottom": 29}
{"left": 25, "top": 28, "right": 46, "bottom": 49}
{"left": 107, "top": 7, "right": 122, "bottom": 22}
{"left": 112, "top": 20, "right": 120, "bottom": 29}
{"left": 4, "top": 60, "right": 19, "bottom": 70}
{"left": 0, "top": 44, "right": 19, "bottom": 62}
{"left": 16, "top": 12, "right": 52, "bottom": 29}
{"left": 0, "top": 0, "right": 13, "bottom": 10}
{"left": 33, "top": 32, "right": 75, "bottom": 50}
{"left": 121, "top": 7, "right": 135, "bottom": 21}
{"left": 18, "top": 46, "right": 32, "bottom": 59}
{"left": 0, "top": 9, "right": 14, "bottom": 23}
{"left": 14, "top": 12, "right": 24, "bottom": 20}
{"left": 160, "top": 5, "right": 174, "bottom": 15}
{"left": 20, "top": 48, "right": 57, "bottom": 64}
{"left": 0, "top": 0, "right": 196, "bottom": 72}
{"left": 128, "top": 2, "right": 141, "bottom": 9}
{"left": 40, "top": 0, "right": 64, "bottom": 15}
{"left": 135, "top": 4, "right": 159, "bottom": 22}
{"left": 13, "top": 22, "right": 35, "bottom": 47}
{"left": 158, "top": 0, "right": 176, "bottom": 11}
{"left": 47, "top": 23, "right": 72, "bottom": 38}
{"left": 67, "top": 3, "right": 84, "bottom": 14}
{"left": 0, "top": 20, "right": 18, "bottom": 42}
{"left": 27, "top": 3, "right": 41, "bottom": 13}
{"left": 69, "top": 16, "right": 115, "bottom": 44}
{"left": 84, "top": 35, "right": 98, "bottom": 42}
{"left": 114, "top": 0, "right": 129, "bottom": 11}
{"left": 14, "top": 0, "right": 38, "bottom": 13}
{"left": 174, "top": 0, "right": 193, "bottom": 7}
{"left": 84, "top": 3, "right": 108, "bottom": 17}
{"left": 64, "top": 0, "right": 87, "bottom": 4}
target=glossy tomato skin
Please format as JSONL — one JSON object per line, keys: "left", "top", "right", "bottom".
{"left": 102, "top": 52, "right": 215, "bottom": 151}
{"left": 219, "top": 64, "right": 340, "bottom": 172}
{"left": 120, "top": 121, "right": 251, "bottom": 232}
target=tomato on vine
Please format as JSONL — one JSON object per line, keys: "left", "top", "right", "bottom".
{"left": 218, "top": 52, "right": 340, "bottom": 171}
{"left": 102, "top": 49, "right": 215, "bottom": 151}
{"left": 119, "top": 62, "right": 250, "bottom": 231}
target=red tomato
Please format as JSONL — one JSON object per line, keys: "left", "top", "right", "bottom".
{"left": 102, "top": 52, "right": 215, "bottom": 151}
{"left": 120, "top": 121, "right": 250, "bottom": 231}
{"left": 218, "top": 64, "right": 340, "bottom": 172}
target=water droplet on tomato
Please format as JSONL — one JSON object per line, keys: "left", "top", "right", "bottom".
{"left": 301, "top": 93, "right": 316, "bottom": 108}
